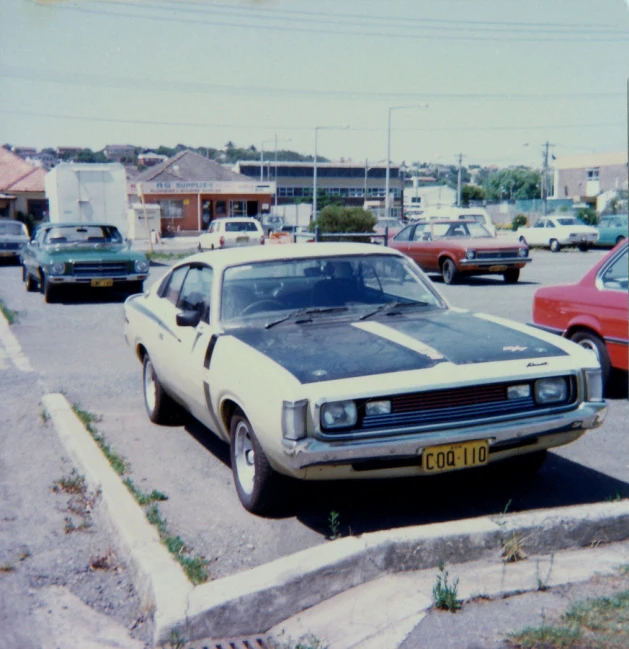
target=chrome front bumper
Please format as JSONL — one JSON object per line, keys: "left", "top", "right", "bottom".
{"left": 281, "top": 400, "right": 607, "bottom": 470}
{"left": 47, "top": 273, "right": 148, "bottom": 284}
{"left": 459, "top": 257, "right": 531, "bottom": 268}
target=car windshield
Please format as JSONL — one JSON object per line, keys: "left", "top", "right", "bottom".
{"left": 220, "top": 253, "right": 445, "bottom": 325}
{"left": 224, "top": 222, "right": 258, "bottom": 233}
{"left": 556, "top": 217, "right": 579, "bottom": 226}
{"left": 0, "top": 222, "right": 26, "bottom": 236}
{"left": 43, "top": 225, "right": 123, "bottom": 245}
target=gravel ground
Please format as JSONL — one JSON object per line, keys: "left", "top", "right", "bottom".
{"left": 0, "top": 364, "right": 153, "bottom": 648}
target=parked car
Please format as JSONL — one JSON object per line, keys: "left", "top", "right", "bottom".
{"left": 20, "top": 222, "right": 149, "bottom": 303}
{"left": 198, "top": 218, "right": 265, "bottom": 251}
{"left": 517, "top": 215, "right": 599, "bottom": 252}
{"left": 278, "top": 225, "right": 315, "bottom": 243}
{"left": 594, "top": 215, "right": 628, "bottom": 248}
{"left": 389, "top": 219, "right": 530, "bottom": 284}
{"left": 411, "top": 207, "right": 497, "bottom": 237}
{"left": 261, "top": 214, "right": 285, "bottom": 235}
{"left": 371, "top": 218, "right": 407, "bottom": 244}
{"left": 532, "top": 239, "right": 628, "bottom": 385}
{"left": 124, "top": 242, "right": 606, "bottom": 514}
{"left": 0, "top": 219, "right": 29, "bottom": 260}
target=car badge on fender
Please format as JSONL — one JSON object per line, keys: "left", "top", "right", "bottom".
{"left": 503, "top": 346, "right": 527, "bottom": 352}
{"left": 527, "top": 361, "right": 548, "bottom": 367}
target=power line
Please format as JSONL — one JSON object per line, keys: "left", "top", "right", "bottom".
{"left": 2, "top": 67, "right": 624, "bottom": 103}
{"left": 51, "top": 4, "right": 629, "bottom": 42}
{"left": 0, "top": 108, "right": 622, "bottom": 134}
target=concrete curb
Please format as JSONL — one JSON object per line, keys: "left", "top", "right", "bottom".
{"left": 42, "top": 394, "right": 193, "bottom": 646}
{"left": 45, "top": 391, "right": 629, "bottom": 645}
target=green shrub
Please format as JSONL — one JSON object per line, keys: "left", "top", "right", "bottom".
{"left": 511, "top": 213, "right": 528, "bottom": 231}
{"left": 312, "top": 205, "right": 377, "bottom": 242}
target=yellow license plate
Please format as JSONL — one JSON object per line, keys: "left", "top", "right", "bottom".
{"left": 489, "top": 265, "right": 508, "bottom": 272}
{"left": 91, "top": 279, "right": 113, "bottom": 287}
{"left": 0, "top": 252, "right": 14, "bottom": 257}
{"left": 423, "top": 440, "right": 489, "bottom": 473}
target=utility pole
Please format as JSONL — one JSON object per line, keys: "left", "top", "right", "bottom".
{"left": 456, "top": 153, "right": 465, "bottom": 207}
{"left": 541, "top": 141, "right": 551, "bottom": 216}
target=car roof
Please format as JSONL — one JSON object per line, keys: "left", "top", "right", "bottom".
{"left": 38, "top": 222, "right": 119, "bottom": 229}
{"left": 214, "top": 217, "right": 259, "bottom": 223}
{"left": 175, "top": 242, "right": 405, "bottom": 271}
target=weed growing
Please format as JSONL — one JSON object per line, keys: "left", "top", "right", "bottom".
{"left": 502, "top": 531, "right": 528, "bottom": 563}
{"left": 146, "top": 251, "right": 193, "bottom": 263}
{"left": 328, "top": 510, "right": 341, "bottom": 540}
{"left": 40, "top": 409, "right": 50, "bottom": 423}
{"left": 0, "top": 299, "right": 19, "bottom": 325}
{"left": 54, "top": 470, "right": 99, "bottom": 534}
{"left": 432, "top": 561, "right": 461, "bottom": 612}
{"left": 536, "top": 553, "right": 555, "bottom": 591}
{"left": 508, "top": 589, "right": 629, "bottom": 648}
{"left": 71, "top": 402, "right": 207, "bottom": 584}
{"left": 270, "top": 633, "right": 329, "bottom": 649}
{"left": 146, "top": 505, "right": 209, "bottom": 585}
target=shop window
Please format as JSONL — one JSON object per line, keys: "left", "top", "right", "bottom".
{"left": 215, "top": 201, "right": 227, "bottom": 217}
{"left": 230, "top": 200, "right": 247, "bottom": 217}
{"left": 157, "top": 199, "right": 184, "bottom": 219}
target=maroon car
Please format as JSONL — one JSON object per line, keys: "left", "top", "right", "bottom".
{"left": 389, "top": 220, "right": 531, "bottom": 284}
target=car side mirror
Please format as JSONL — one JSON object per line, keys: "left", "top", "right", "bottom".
{"left": 176, "top": 310, "right": 202, "bottom": 328}
{"left": 30, "top": 240, "right": 38, "bottom": 247}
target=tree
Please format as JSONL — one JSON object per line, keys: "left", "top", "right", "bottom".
{"left": 575, "top": 206, "right": 598, "bottom": 226}
{"left": 312, "top": 205, "right": 377, "bottom": 242}
{"left": 481, "top": 168, "right": 541, "bottom": 201}
{"left": 461, "top": 185, "right": 486, "bottom": 206}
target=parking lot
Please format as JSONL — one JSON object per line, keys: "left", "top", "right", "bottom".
{"left": 1, "top": 246, "right": 627, "bottom": 582}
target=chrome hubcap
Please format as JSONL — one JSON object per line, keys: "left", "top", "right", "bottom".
{"left": 234, "top": 420, "right": 255, "bottom": 495}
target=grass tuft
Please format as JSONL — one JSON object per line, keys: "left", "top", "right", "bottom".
{"left": 123, "top": 478, "right": 168, "bottom": 506}
{"left": 432, "top": 561, "right": 461, "bottom": 612}
{"left": 0, "top": 299, "right": 19, "bottom": 325}
{"left": 328, "top": 510, "right": 341, "bottom": 540}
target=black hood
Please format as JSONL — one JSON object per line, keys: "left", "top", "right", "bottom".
{"left": 228, "top": 310, "right": 566, "bottom": 384}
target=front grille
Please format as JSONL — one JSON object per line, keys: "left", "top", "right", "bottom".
{"left": 72, "top": 262, "right": 128, "bottom": 277}
{"left": 0, "top": 242, "right": 20, "bottom": 250}
{"left": 321, "top": 378, "right": 577, "bottom": 438}
{"left": 476, "top": 250, "right": 520, "bottom": 260}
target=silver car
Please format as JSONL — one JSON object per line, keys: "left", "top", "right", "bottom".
{"left": 0, "top": 219, "right": 29, "bottom": 260}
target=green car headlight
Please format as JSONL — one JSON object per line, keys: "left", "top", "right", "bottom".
{"left": 321, "top": 400, "right": 357, "bottom": 430}
{"left": 135, "top": 259, "right": 149, "bottom": 273}
{"left": 50, "top": 262, "right": 65, "bottom": 275}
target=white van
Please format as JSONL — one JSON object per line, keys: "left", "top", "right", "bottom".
{"left": 410, "top": 206, "right": 497, "bottom": 237}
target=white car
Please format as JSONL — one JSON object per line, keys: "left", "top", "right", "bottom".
{"left": 0, "top": 219, "right": 30, "bottom": 260}
{"left": 124, "top": 243, "right": 607, "bottom": 514}
{"left": 198, "top": 217, "right": 265, "bottom": 251}
{"left": 517, "top": 216, "right": 599, "bottom": 252}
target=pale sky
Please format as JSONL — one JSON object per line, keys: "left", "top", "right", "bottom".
{"left": 1, "top": 0, "right": 628, "bottom": 168}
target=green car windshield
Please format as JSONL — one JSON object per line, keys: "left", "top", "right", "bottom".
{"left": 43, "top": 225, "right": 123, "bottom": 245}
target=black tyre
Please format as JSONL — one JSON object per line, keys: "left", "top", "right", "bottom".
{"left": 43, "top": 275, "right": 58, "bottom": 303}
{"left": 23, "top": 266, "right": 37, "bottom": 292}
{"left": 230, "top": 409, "right": 281, "bottom": 514}
{"left": 550, "top": 239, "right": 561, "bottom": 253}
{"left": 142, "top": 354, "right": 179, "bottom": 424}
{"left": 441, "top": 258, "right": 459, "bottom": 285}
{"left": 616, "top": 236, "right": 626, "bottom": 246}
{"left": 503, "top": 268, "right": 520, "bottom": 284}
{"left": 578, "top": 242, "right": 589, "bottom": 252}
{"left": 570, "top": 330, "right": 611, "bottom": 385}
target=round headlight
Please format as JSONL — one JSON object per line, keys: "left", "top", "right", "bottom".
{"left": 465, "top": 250, "right": 476, "bottom": 260}
{"left": 518, "top": 247, "right": 528, "bottom": 258}
{"left": 135, "top": 259, "right": 149, "bottom": 273}
{"left": 50, "top": 262, "right": 65, "bottom": 275}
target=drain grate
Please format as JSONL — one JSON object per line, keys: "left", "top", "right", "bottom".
{"left": 182, "top": 636, "right": 270, "bottom": 649}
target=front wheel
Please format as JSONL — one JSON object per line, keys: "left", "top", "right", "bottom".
{"left": 23, "top": 266, "right": 37, "bottom": 292}
{"left": 230, "top": 410, "right": 281, "bottom": 514}
{"left": 549, "top": 239, "right": 561, "bottom": 253}
{"left": 503, "top": 268, "right": 520, "bottom": 284}
{"left": 43, "top": 275, "right": 58, "bottom": 303}
{"left": 441, "top": 258, "right": 459, "bottom": 285}
{"left": 570, "top": 330, "right": 611, "bottom": 385}
{"left": 578, "top": 242, "right": 590, "bottom": 252}
{"left": 142, "top": 354, "right": 179, "bottom": 424}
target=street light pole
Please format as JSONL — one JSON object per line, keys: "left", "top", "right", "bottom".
{"left": 260, "top": 138, "right": 275, "bottom": 182}
{"left": 273, "top": 134, "right": 291, "bottom": 210}
{"left": 386, "top": 104, "right": 428, "bottom": 220}
{"left": 312, "top": 125, "right": 349, "bottom": 223}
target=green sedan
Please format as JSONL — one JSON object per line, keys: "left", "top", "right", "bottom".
{"left": 594, "top": 215, "right": 628, "bottom": 248}
{"left": 20, "top": 222, "right": 150, "bottom": 303}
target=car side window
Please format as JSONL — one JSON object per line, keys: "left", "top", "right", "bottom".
{"left": 412, "top": 225, "right": 427, "bottom": 241}
{"left": 164, "top": 266, "right": 189, "bottom": 305}
{"left": 394, "top": 225, "right": 414, "bottom": 242}
{"left": 177, "top": 266, "right": 213, "bottom": 322}
{"left": 600, "top": 249, "right": 628, "bottom": 291}
{"left": 546, "top": 221, "right": 555, "bottom": 228}
{"left": 534, "top": 221, "right": 544, "bottom": 228}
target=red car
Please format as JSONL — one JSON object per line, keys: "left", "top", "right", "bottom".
{"left": 532, "top": 240, "right": 628, "bottom": 384}
{"left": 389, "top": 219, "right": 531, "bottom": 284}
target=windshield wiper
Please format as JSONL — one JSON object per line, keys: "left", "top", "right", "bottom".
{"left": 265, "top": 306, "right": 348, "bottom": 329}
{"left": 359, "top": 300, "right": 431, "bottom": 321}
